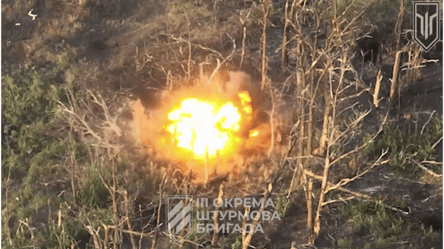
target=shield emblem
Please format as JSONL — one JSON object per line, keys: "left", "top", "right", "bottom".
{"left": 413, "top": 1, "right": 441, "bottom": 52}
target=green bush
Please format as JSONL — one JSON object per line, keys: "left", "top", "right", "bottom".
{"left": 1, "top": 67, "right": 85, "bottom": 248}
{"left": 337, "top": 237, "right": 353, "bottom": 248}
{"left": 78, "top": 164, "right": 110, "bottom": 208}
{"left": 364, "top": 117, "right": 443, "bottom": 178}
{"left": 2, "top": 68, "right": 65, "bottom": 179}
{"left": 346, "top": 200, "right": 406, "bottom": 238}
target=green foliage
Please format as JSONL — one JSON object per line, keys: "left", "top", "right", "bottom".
{"left": 231, "top": 236, "right": 243, "bottom": 249}
{"left": 78, "top": 164, "right": 110, "bottom": 208}
{"left": 336, "top": 237, "right": 353, "bottom": 248}
{"left": 2, "top": 68, "right": 65, "bottom": 203}
{"left": 171, "top": 1, "right": 193, "bottom": 15}
{"left": 44, "top": 213, "right": 89, "bottom": 249}
{"left": 337, "top": 199, "right": 443, "bottom": 248}
{"left": 38, "top": 207, "right": 113, "bottom": 249}
{"left": 346, "top": 200, "right": 406, "bottom": 238}
{"left": 186, "top": 206, "right": 212, "bottom": 246}
{"left": 79, "top": 207, "right": 114, "bottom": 227}
{"left": 275, "top": 195, "right": 290, "bottom": 217}
{"left": 364, "top": 117, "right": 443, "bottom": 178}
{"left": 2, "top": 68, "right": 65, "bottom": 178}
{"left": 0, "top": 68, "right": 90, "bottom": 248}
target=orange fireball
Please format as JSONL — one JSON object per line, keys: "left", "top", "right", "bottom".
{"left": 131, "top": 71, "right": 273, "bottom": 182}
{"left": 165, "top": 91, "right": 253, "bottom": 160}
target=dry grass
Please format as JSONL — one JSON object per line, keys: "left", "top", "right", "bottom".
{"left": 2, "top": 0, "right": 442, "bottom": 248}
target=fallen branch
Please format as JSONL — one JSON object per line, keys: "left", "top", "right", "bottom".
{"left": 432, "top": 136, "right": 443, "bottom": 150}
{"left": 321, "top": 196, "right": 355, "bottom": 206}
{"left": 411, "top": 159, "right": 442, "bottom": 178}
{"left": 327, "top": 151, "right": 389, "bottom": 193}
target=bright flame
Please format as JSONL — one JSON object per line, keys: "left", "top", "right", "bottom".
{"left": 130, "top": 71, "right": 277, "bottom": 183}
{"left": 249, "top": 129, "right": 259, "bottom": 137}
{"left": 166, "top": 94, "right": 251, "bottom": 160}
{"left": 238, "top": 91, "right": 252, "bottom": 114}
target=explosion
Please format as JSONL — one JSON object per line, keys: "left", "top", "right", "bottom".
{"left": 166, "top": 91, "right": 252, "bottom": 160}
{"left": 131, "top": 71, "right": 272, "bottom": 181}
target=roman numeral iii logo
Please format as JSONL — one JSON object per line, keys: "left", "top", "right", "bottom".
{"left": 413, "top": 2, "right": 441, "bottom": 52}
{"left": 166, "top": 196, "right": 193, "bottom": 238}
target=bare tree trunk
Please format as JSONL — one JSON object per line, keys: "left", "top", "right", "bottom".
{"left": 112, "top": 160, "right": 119, "bottom": 249}
{"left": 104, "top": 225, "right": 110, "bottom": 249}
{"left": 151, "top": 174, "right": 165, "bottom": 249}
{"left": 261, "top": 0, "right": 270, "bottom": 90}
{"left": 390, "top": 51, "right": 403, "bottom": 102}
{"left": 287, "top": 68, "right": 305, "bottom": 198}
{"left": 306, "top": 179, "right": 314, "bottom": 244}
{"left": 307, "top": 81, "right": 314, "bottom": 155}
{"left": 212, "top": 184, "right": 224, "bottom": 246}
{"left": 313, "top": 155, "right": 330, "bottom": 237}
{"left": 282, "top": 0, "right": 290, "bottom": 67}
{"left": 394, "top": 0, "right": 405, "bottom": 49}
{"left": 296, "top": 68, "right": 306, "bottom": 169}
{"left": 124, "top": 191, "right": 137, "bottom": 249}
{"left": 243, "top": 184, "right": 273, "bottom": 249}
{"left": 317, "top": 92, "right": 331, "bottom": 155}
{"left": 373, "top": 70, "right": 382, "bottom": 108}
{"left": 282, "top": 0, "right": 298, "bottom": 68}
{"left": 239, "top": 10, "right": 251, "bottom": 69}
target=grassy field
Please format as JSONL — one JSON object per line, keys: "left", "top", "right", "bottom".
{"left": 2, "top": 0, "right": 442, "bottom": 248}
